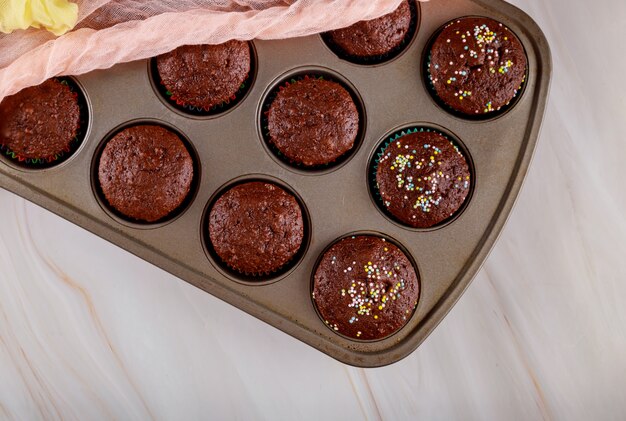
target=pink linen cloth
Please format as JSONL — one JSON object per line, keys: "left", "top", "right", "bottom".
{"left": 0, "top": 0, "right": 412, "bottom": 102}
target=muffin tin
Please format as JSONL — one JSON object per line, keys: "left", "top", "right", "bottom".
{"left": 0, "top": 0, "right": 551, "bottom": 367}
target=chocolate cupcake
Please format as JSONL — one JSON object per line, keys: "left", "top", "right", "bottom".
{"left": 326, "top": 0, "right": 413, "bottom": 60}
{"left": 0, "top": 78, "right": 81, "bottom": 165}
{"left": 155, "top": 41, "right": 251, "bottom": 111}
{"left": 427, "top": 17, "right": 527, "bottom": 116}
{"left": 266, "top": 76, "right": 359, "bottom": 168}
{"left": 208, "top": 181, "right": 305, "bottom": 277}
{"left": 97, "top": 125, "right": 194, "bottom": 223}
{"left": 312, "top": 235, "right": 419, "bottom": 341}
{"left": 373, "top": 129, "right": 471, "bottom": 228}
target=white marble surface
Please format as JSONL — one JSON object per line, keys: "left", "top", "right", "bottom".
{"left": 1, "top": 0, "right": 626, "bottom": 419}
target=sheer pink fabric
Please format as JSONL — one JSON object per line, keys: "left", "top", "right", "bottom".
{"left": 0, "top": 0, "right": 411, "bottom": 102}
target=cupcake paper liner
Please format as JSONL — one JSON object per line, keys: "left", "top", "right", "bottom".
{"left": 321, "top": 0, "right": 419, "bottom": 66}
{"left": 151, "top": 42, "right": 256, "bottom": 117}
{"left": 368, "top": 127, "right": 472, "bottom": 229}
{"left": 260, "top": 73, "right": 364, "bottom": 171}
{"left": 0, "top": 77, "right": 88, "bottom": 169}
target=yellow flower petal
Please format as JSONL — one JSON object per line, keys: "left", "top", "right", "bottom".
{"left": 0, "top": 0, "right": 78, "bottom": 36}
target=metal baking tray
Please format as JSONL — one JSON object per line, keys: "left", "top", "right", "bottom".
{"left": 0, "top": 0, "right": 551, "bottom": 367}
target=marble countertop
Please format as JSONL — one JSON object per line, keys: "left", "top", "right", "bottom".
{"left": 1, "top": 0, "right": 625, "bottom": 419}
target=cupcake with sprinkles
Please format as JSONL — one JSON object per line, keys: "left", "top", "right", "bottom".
{"left": 0, "top": 78, "right": 86, "bottom": 168}
{"left": 154, "top": 41, "right": 253, "bottom": 115}
{"left": 427, "top": 16, "right": 527, "bottom": 117}
{"left": 312, "top": 235, "right": 419, "bottom": 341}
{"left": 372, "top": 128, "right": 471, "bottom": 228}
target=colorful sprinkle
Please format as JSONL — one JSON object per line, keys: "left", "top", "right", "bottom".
{"left": 331, "top": 244, "right": 410, "bottom": 329}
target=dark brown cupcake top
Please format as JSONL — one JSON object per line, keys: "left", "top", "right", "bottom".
{"left": 98, "top": 125, "right": 194, "bottom": 223}
{"left": 313, "top": 235, "right": 419, "bottom": 340}
{"left": 156, "top": 41, "right": 251, "bottom": 110}
{"left": 0, "top": 79, "right": 80, "bottom": 161}
{"left": 327, "top": 0, "right": 412, "bottom": 58}
{"left": 208, "top": 182, "right": 304, "bottom": 276}
{"left": 375, "top": 131, "right": 471, "bottom": 228}
{"left": 266, "top": 77, "right": 359, "bottom": 167}
{"left": 428, "top": 17, "right": 527, "bottom": 116}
